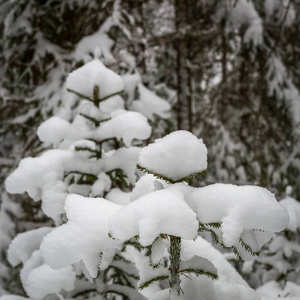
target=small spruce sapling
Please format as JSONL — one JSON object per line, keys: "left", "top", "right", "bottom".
{"left": 5, "top": 56, "right": 151, "bottom": 299}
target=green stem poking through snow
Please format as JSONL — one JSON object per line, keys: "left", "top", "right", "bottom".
{"left": 170, "top": 235, "right": 181, "bottom": 298}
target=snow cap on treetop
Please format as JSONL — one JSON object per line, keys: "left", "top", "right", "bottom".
{"left": 66, "top": 59, "right": 124, "bottom": 101}
{"left": 137, "top": 130, "right": 207, "bottom": 183}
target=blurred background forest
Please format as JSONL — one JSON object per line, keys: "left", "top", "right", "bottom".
{"left": 0, "top": 0, "right": 300, "bottom": 297}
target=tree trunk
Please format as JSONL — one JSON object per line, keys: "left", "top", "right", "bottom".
{"left": 169, "top": 236, "right": 181, "bottom": 298}
{"left": 175, "top": 0, "right": 192, "bottom": 132}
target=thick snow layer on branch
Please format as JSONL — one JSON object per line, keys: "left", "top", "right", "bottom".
{"left": 179, "top": 275, "right": 260, "bottom": 300}
{"left": 5, "top": 146, "right": 143, "bottom": 222}
{"left": 99, "top": 110, "right": 151, "bottom": 147}
{"left": 66, "top": 59, "right": 124, "bottom": 100}
{"left": 21, "top": 250, "right": 75, "bottom": 299}
{"left": 5, "top": 150, "right": 99, "bottom": 221}
{"left": 103, "top": 147, "right": 142, "bottom": 185}
{"left": 187, "top": 183, "right": 289, "bottom": 253}
{"left": 76, "top": 32, "right": 115, "bottom": 64}
{"left": 269, "top": 235, "right": 300, "bottom": 258}
{"left": 130, "top": 83, "right": 171, "bottom": 121}
{"left": 7, "top": 227, "right": 53, "bottom": 267}
{"left": 232, "top": 0, "right": 263, "bottom": 46}
{"left": 138, "top": 131, "right": 207, "bottom": 182}
{"left": 37, "top": 116, "right": 87, "bottom": 147}
{"left": 78, "top": 102, "right": 110, "bottom": 122}
{"left": 100, "top": 95, "right": 124, "bottom": 113}
{"left": 38, "top": 110, "right": 151, "bottom": 148}
{"left": 149, "top": 276, "right": 259, "bottom": 300}
{"left": 265, "top": 0, "right": 296, "bottom": 27}
{"left": 257, "top": 280, "right": 300, "bottom": 298}
{"left": 279, "top": 196, "right": 300, "bottom": 232}
{"left": 109, "top": 188, "right": 198, "bottom": 246}
{"left": 181, "top": 237, "right": 248, "bottom": 286}
{"left": 130, "top": 174, "right": 168, "bottom": 202}
{"left": 41, "top": 194, "right": 123, "bottom": 278}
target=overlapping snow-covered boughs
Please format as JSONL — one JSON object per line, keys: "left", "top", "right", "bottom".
{"left": 5, "top": 58, "right": 152, "bottom": 224}
{"left": 39, "top": 131, "right": 289, "bottom": 300}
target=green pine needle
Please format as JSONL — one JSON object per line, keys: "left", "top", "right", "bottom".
{"left": 179, "top": 268, "right": 218, "bottom": 280}
{"left": 67, "top": 88, "right": 124, "bottom": 106}
{"left": 198, "top": 222, "right": 260, "bottom": 260}
{"left": 67, "top": 88, "right": 93, "bottom": 102}
{"left": 137, "top": 165, "right": 207, "bottom": 184}
{"left": 74, "top": 146, "right": 98, "bottom": 154}
{"left": 139, "top": 275, "right": 169, "bottom": 290}
{"left": 238, "top": 238, "right": 260, "bottom": 257}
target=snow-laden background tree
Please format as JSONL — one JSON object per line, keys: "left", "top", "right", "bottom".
{"left": 1, "top": 0, "right": 300, "bottom": 299}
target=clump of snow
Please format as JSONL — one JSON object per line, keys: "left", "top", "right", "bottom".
{"left": 122, "top": 73, "right": 141, "bottom": 105}
{"left": 100, "top": 94, "right": 124, "bottom": 113}
{"left": 121, "top": 72, "right": 170, "bottom": 121}
{"left": 137, "top": 253, "right": 170, "bottom": 291}
{"left": 138, "top": 131, "right": 207, "bottom": 182}
{"left": 269, "top": 235, "right": 300, "bottom": 259}
{"left": 109, "top": 188, "right": 198, "bottom": 246}
{"left": 5, "top": 147, "right": 144, "bottom": 222}
{"left": 76, "top": 32, "right": 115, "bottom": 64}
{"left": 4, "top": 150, "right": 93, "bottom": 221}
{"left": 231, "top": 0, "right": 263, "bottom": 46}
{"left": 181, "top": 237, "right": 249, "bottom": 286}
{"left": 257, "top": 280, "right": 300, "bottom": 298}
{"left": 187, "top": 183, "right": 289, "bottom": 259}
{"left": 106, "top": 188, "right": 131, "bottom": 205}
{"left": 130, "top": 174, "right": 167, "bottom": 202}
{"left": 37, "top": 116, "right": 87, "bottom": 147}
{"left": 148, "top": 275, "right": 260, "bottom": 300}
{"left": 7, "top": 227, "right": 53, "bottom": 267}
{"left": 130, "top": 84, "right": 171, "bottom": 121}
{"left": 66, "top": 59, "right": 124, "bottom": 100}
{"left": 5, "top": 225, "right": 75, "bottom": 300}
{"left": 20, "top": 250, "right": 75, "bottom": 299}
{"left": 279, "top": 196, "right": 300, "bottom": 232}
{"left": 100, "top": 110, "right": 151, "bottom": 147}
{"left": 90, "top": 172, "right": 111, "bottom": 197}
{"left": 103, "top": 147, "right": 142, "bottom": 185}
{"left": 41, "top": 194, "right": 123, "bottom": 278}
{"left": 78, "top": 102, "right": 109, "bottom": 122}
{"left": 265, "top": 0, "right": 296, "bottom": 27}
{"left": 150, "top": 237, "right": 168, "bottom": 266}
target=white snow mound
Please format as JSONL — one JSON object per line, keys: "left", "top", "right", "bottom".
{"left": 109, "top": 188, "right": 198, "bottom": 246}
{"left": 41, "top": 194, "right": 123, "bottom": 278}
{"left": 138, "top": 130, "right": 207, "bottom": 182}
{"left": 187, "top": 183, "right": 289, "bottom": 256}
{"left": 66, "top": 59, "right": 124, "bottom": 100}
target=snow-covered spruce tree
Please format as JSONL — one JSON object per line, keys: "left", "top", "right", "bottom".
{"left": 3, "top": 57, "right": 152, "bottom": 299}
{"left": 40, "top": 130, "right": 289, "bottom": 300}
